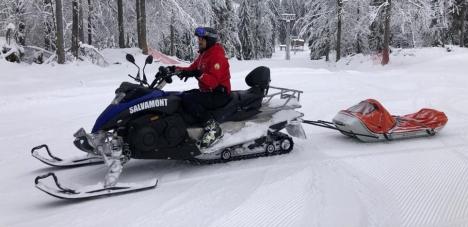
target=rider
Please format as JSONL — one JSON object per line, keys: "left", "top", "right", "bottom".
{"left": 168, "top": 27, "right": 231, "bottom": 149}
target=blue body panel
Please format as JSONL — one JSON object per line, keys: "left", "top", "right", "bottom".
{"left": 92, "top": 90, "right": 181, "bottom": 133}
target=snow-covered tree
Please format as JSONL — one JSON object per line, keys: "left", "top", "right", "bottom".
{"left": 298, "top": 0, "right": 373, "bottom": 60}
{"left": 210, "top": 0, "right": 241, "bottom": 58}
{"left": 278, "top": 0, "right": 306, "bottom": 44}
{"left": 42, "top": 0, "right": 56, "bottom": 51}
{"left": 238, "top": 0, "right": 254, "bottom": 59}
{"left": 253, "top": 1, "right": 276, "bottom": 58}
{"left": 1, "top": 0, "right": 467, "bottom": 64}
{"left": 147, "top": 0, "right": 219, "bottom": 60}
{"left": 0, "top": 0, "right": 26, "bottom": 44}
{"left": 237, "top": 0, "right": 276, "bottom": 60}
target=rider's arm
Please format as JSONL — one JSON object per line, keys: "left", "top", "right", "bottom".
{"left": 176, "top": 55, "right": 200, "bottom": 72}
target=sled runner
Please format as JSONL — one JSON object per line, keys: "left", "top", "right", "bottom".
{"left": 305, "top": 99, "right": 447, "bottom": 142}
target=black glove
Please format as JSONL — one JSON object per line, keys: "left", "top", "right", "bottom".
{"left": 167, "top": 65, "right": 176, "bottom": 73}
{"left": 191, "top": 70, "right": 202, "bottom": 78}
{"left": 158, "top": 66, "right": 168, "bottom": 77}
{"left": 179, "top": 70, "right": 202, "bottom": 82}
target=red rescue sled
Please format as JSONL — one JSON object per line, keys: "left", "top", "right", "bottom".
{"left": 304, "top": 99, "right": 448, "bottom": 142}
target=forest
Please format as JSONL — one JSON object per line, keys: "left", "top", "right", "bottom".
{"left": 0, "top": 0, "right": 467, "bottom": 65}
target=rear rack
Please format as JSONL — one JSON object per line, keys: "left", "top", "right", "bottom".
{"left": 263, "top": 86, "right": 303, "bottom": 108}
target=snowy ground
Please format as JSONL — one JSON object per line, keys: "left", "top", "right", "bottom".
{"left": 1, "top": 46, "right": 468, "bottom": 227}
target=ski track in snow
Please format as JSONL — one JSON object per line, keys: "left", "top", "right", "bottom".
{"left": 2, "top": 47, "right": 468, "bottom": 226}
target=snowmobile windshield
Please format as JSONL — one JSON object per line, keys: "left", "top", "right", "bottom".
{"left": 111, "top": 92, "right": 126, "bottom": 105}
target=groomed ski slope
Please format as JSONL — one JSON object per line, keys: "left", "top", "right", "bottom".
{"left": 1, "top": 47, "right": 468, "bottom": 227}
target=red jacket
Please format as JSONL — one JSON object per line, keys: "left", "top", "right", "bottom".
{"left": 177, "top": 43, "right": 231, "bottom": 94}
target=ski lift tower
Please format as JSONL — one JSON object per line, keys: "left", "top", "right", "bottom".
{"left": 281, "top": 13, "right": 296, "bottom": 60}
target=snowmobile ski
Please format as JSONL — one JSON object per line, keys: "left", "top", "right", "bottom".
{"left": 34, "top": 172, "right": 158, "bottom": 200}
{"left": 32, "top": 144, "right": 104, "bottom": 168}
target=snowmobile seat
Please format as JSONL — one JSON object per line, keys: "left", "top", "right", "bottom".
{"left": 211, "top": 66, "right": 271, "bottom": 122}
{"left": 245, "top": 66, "right": 271, "bottom": 91}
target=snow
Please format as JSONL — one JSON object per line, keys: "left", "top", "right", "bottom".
{"left": 6, "top": 23, "right": 15, "bottom": 30}
{"left": 1, "top": 46, "right": 468, "bottom": 227}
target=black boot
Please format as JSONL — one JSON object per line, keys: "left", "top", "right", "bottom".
{"left": 198, "top": 119, "right": 223, "bottom": 149}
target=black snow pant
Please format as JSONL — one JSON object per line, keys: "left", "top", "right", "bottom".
{"left": 181, "top": 88, "right": 230, "bottom": 124}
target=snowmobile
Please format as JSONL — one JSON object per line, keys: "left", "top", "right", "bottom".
{"left": 303, "top": 99, "right": 447, "bottom": 142}
{"left": 31, "top": 54, "right": 306, "bottom": 200}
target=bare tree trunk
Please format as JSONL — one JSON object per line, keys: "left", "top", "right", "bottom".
{"left": 117, "top": 0, "right": 125, "bottom": 48}
{"left": 50, "top": 1, "right": 57, "bottom": 50}
{"left": 56, "top": 0, "right": 65, "bottom": 64}
{"left": 382, "top": 0, "right": 391, "bottom": 65}
{"left": 170, "top": 11, "right": 175, "bottom": 56}
{"left": 79, "top": 0, "right": 84, "bottom": 42}
{"left": 356, "top": 2, "right": 362, "bottom": 53}
{"left": 136, "top": 0, "right": 142, "bottom": 49}
{"left": 140, "top": 0, "right": 148, "bottom": 54}
{"left": 87, "top": 0, "right": 92, "bottom": 45}
{"left": 325, "top": 42, "right": 330, "bottom": 62}
{"left": 461, "top": 1, "right": 466, "bottom": 47}
{"left": 336, "top": 0, "right": 342, "bottom": 62}
{"left": 272, "top": 21, "right": 276, "bottom": 53}
{"left": 126, "top": 32, "right": 130, "bottom": 47}
{"left": 71, "top": 0, "right": 79, "bottom": 58}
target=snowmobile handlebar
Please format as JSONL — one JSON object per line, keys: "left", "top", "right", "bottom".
{"left": 149, "top": 66, "right": 178, "bottom": 89}
{"left": 125, "top": 54, "right": 177, "bottom": 89}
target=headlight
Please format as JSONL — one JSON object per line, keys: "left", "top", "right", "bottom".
{"left": 112, "top": 92, "right": 126, "bottom": 104}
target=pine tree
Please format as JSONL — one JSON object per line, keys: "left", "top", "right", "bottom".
{"left": 238, "top": 0, "right": 254, "bottom": 60}
{"left": 254, "top": 1, "right": 275, "bottom": 58}
{"left": 298, "top": 0, "right": 337, "bottom": 60}
{"left": 43, "top": 0, "right": 56, "bottom": 51}
{"left": 460, "top": 0, "right": 466, "bottom": 47}
{"left": 299, "top": 0, "right": 374, "bottom": 60}
{"left": 268, "top": 0, "right": 281, "bottom": 53}
{"left": 210, "top": 0, "right": 241, "bottom": 58}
